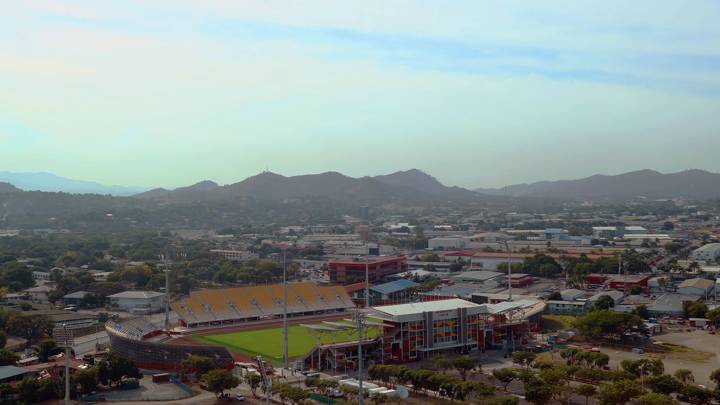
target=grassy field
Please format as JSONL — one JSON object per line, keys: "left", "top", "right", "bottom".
{"left": 192, "top": 321, "right": 381, "bottom": 364}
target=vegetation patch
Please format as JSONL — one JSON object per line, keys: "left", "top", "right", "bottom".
{"left": 542, "top": 315, "right": 576, "bottom": 331}
{"left": 653, "top": 342, "right": 715, "bottom": 362}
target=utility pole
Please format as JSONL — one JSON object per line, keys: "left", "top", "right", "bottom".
{"left": 282, "top": 247, "right": 289, "bottom": 374}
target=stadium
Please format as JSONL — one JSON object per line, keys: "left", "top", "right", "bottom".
{"left": 106, "top": 282, "right": 358, "bottom": 371}
{"left": 106, "top": 281, "right": 546, "bottom": 372}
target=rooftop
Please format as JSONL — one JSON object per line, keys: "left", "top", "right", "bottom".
{"left": 63, "top": 291, "right": 90, "bottom": 299}
{"left": 370, "top": 279, "right": 418, "bottom": 295}
{"left": 108, "top": 290, "right": 165, "bottom": 299}
{"left": 452, "top": 271, "right": 504, "bottom": 281}
{"left": 0, "top": 365, "right": 31, "bottom": 381}
{"left": 678, "top": 278, "right": 715, "bottom": 289}
{"left": 372, "top": 298, "right": 481, "bottom": 317}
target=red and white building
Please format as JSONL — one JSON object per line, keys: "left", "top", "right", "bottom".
{"left": 327, "top": 256, "right": 407, "bottom": 284}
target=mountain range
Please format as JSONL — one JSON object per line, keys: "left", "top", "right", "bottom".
{"left": 0, "top": 172, "right": 149, "bottom": 196}
{"left": 135, "top": 169, "right": 477, "bottom": 204}
{"left": 476, "top": 169, "right": 720, "bottom": 200}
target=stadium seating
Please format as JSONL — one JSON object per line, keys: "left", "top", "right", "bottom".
{"left": 173, "top": 282, "right": 354, "bottom": 328}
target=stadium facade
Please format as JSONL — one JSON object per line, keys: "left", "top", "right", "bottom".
{"left": 105, "top": 318, "right": 234, "bottom": 371}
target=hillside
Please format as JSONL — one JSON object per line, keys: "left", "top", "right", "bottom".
{"left": 0, "top": 182, "right": 20, "bottom": 193}
{"left": 476, "top": 169, "right": 720, "bottom": 200}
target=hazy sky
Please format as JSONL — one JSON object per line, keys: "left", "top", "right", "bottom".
{"left": 2, "top": 1, "right": 719, "bottom": 189}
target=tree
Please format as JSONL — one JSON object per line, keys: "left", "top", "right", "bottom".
{"left": 598, "top": 379, "right": 643, "bottom": 405}
{"left": 511, "top": 351, "right": 537, "bottom": 369}
{"left": 0, "top": 348, "right": 19, "bottom": 366}
{"left": 709, "top": 368, "right": 720, "bottom": 387}
{"left": 525, "top": 378, "right": 553, "bottom": 405}
{"left": 6, "top": 313, "right": 52, "bottom": 347}
{"left": 201, "top": 369, "right": 239, "bottom": 398}
{"left": 632, "top": 392, "right": 678, "bottom": 405}
{"left": 630, "top": 285, "right": 643, "bottom": 295}
{"left": 706, "top": 308, "right": 720, "bottom": 326}
{"left": 621, "top": 359, "right": 664, "bottom": 378}
{"left": 595, "top": 295, "right": 615, "bottom": 310}
{"left": 452, "top": 356, "right": 477, "bottom": 380}
{"left": 684, "top": 301, "right": 708, "bottom": 319}
{"left": 492, "top": 368, "right": 517, "bottom": 391}
{"left": 576, "top": 384, "right": 597, "bottom": 405}
{"left": 37, "top": 338, "right": 60, "bottom": 362}
{"left": 574, "top": 310, "right": 643, "bottom": 341}
{"left": 432, "top": 356, "right": 453, "bottom": 372}
{"left": 0, "top": 331, "right": 5, "bottom": 349}
{"left": 246, "top": 373, "right": 263, "bottom": 398}
{"left": 75, "top": 367, "right": 99, "bottom": 395}
{"left": 679, "top": 385, "right": 712, "bottom": 405}
{"left": 674, "top": 369, "right": 694, "bottom": 385}
{"left": 180, "top": 355, "right": 214, "bottom": 380}
{"left": 97, "top": 353, "right": 142, "bottom": 387}
{"left": 646, "top": 374, "right": 683, "bottom": 395}
{"left": 17, "top": 377, "right": 39, "bottom": 404}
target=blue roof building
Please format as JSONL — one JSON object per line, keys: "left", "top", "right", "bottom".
{"left": 368, "top": 279, "right": 418, "bottom": 304}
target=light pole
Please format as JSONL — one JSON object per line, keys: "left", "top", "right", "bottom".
{"left": 357, "top": 311, "right": 365, "bottom": 405}
{"left": 365, "top": 255, "right": 370, "bottom": 309}
{"left": 53, "top": 324, "right": 74, "bottom": 405}
{"left": 282, "top": 247, "right": 289, "bottom": 375}
{"left": 504, "top": 240, "right": 513, "bottom": 302}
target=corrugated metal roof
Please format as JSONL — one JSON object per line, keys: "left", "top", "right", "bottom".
{"left": 0, "top": 366, "right": 30, "bottom": 380}
{"left": 370, "top": 279, "right": 418, "bottom": 295}
{"left": 372, "top": 298, "right": 481, "bottom": 316}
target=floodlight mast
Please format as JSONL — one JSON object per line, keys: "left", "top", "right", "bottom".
{"left": 283, "top": 247, "right": 289, "bottom": 374}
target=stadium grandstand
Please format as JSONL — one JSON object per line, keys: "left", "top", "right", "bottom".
{"left": 105, "top": 319, "right": 234, "bottom": 371}
{"left": 173, "top": 282, "right": 354, "bottom": 329}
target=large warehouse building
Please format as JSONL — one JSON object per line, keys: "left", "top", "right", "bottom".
{"left": 173, "top": 282, "right": 354, "bottom": 329}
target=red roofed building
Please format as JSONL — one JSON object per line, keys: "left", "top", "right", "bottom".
{"left": 585, "top": 273, "right": 650, "bottom": 290}
{"left": 327, "top": 257, "right": 407, "bottom": 284}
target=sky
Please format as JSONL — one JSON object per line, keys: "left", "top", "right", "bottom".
{"left": 1, "top": 1, "right": 719, "bottom": 189}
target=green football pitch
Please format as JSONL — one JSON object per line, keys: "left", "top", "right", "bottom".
{"left": 192, "top": 321, "right": 381, "bottom": 364}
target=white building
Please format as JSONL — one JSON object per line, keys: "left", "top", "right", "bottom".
{"left": 24, "top": 285, "right": 52, "bottom": 303}
{"left": 108, "top": 291, "right": 165, "bottom": 314}
{"left": 428, "top": 237, "right": 467, "bottom": 250}
{"left": 691, "top": 243, "right": 720, "bottom": 262}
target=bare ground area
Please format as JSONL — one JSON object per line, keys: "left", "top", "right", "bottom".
{"left": 602, "top": 330, "right": 720, "bottom": 386}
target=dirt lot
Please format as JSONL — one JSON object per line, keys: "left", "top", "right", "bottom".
{"left": 603, "top": 330, "right": 720, "bottom": 386}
